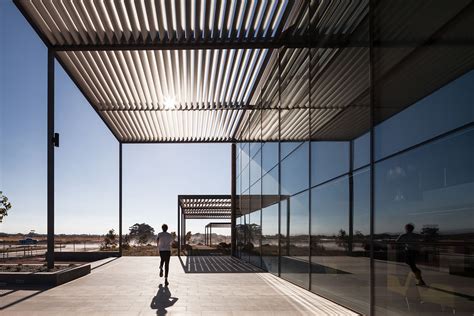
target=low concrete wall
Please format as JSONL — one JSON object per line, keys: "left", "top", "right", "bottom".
{"left": 53, "top": 251, "right": 119, "bottom": 262}
{"left": 0, "top": 264, "right": 91, "bottom": 287}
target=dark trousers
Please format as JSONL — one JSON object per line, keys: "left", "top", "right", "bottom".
{"left": 405, "top": 250, "right": 420, "bottom": 274}
{"left": 159, "top": 251, "right": 171, "bottom": 277}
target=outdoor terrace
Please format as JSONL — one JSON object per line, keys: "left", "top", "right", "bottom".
{"left": 1, "top": 256, "right": 357, "bottom": 315}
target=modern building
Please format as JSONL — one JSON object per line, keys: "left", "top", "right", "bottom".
{"left": 11, "top": 0, "right": 474, "bottom": 315}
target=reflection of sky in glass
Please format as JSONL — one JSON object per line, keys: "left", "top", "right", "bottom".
{"left": 353, "top": 168, "right": 371, "bottom": 236}
{"left": 262, "top": 142, "right": 279, "bottom": 175}
{"left": 311, "top": 177, "right": 349, "bottom": 236}
{"left": 281, "top": 142, "right": 309, "bottom": 195}
{"left": 311, "top": 141, "right": 349, "bottom": 185}
{"left": 262, "top": 168, "right": 278, "bottom": 195}
{"left": 281, "top": 142, "right": 303, "bottom": 160}
{"left": 375, "top": 128, "right": 474, "bottom": 235}
{"left": 289, "top": 191, "right": 309, "bottom": 236}
{"left": 375, "top": 70, "right": 474, "bottom": 160}
{"left": 262, "top": 204, "right": 279, "bottom": 236}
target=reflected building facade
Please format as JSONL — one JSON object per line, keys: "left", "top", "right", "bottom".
{"left": 234, "top": 1, "right": 474, "bottom": 315}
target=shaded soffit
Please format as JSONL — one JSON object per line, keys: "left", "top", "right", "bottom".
{"left": 15, "top": 0, "right": 474, "bottom": 142}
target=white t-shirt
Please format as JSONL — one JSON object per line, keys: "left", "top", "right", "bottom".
{"left": 157, "top": 231, "right": 173, "bottom": 251}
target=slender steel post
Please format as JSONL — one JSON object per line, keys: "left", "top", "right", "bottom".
{"left": 277, "top": 49, "right": 282, "bottom": 277}
{"left": 369, "top": 0, "right": 376, "bottom": 314}
{"left": 47, "top": 49, "right": 55, "bottom": 269}
{"left": 183, "top": 214, "right": 186, "bottom": 247}
{"left": 177, "top": 202, "right": 181, "bottom": 255}
{"left": 231, "top": 143, "right": 237, "bottom": 256}
{"left": 209, "top": 226, "right": 212, "bottom": 247}
{"left": 348, "top": 141, "right": 354, "bottom": 254}
{"left": 119, "top": 142, "right": 123, "bottom": 256}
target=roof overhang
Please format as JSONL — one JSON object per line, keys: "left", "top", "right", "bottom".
{"left": 14, "top": 0, "right": 474, "bottom": 143}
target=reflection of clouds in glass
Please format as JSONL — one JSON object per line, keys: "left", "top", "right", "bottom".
{"left": 387, "top": 166, "right": 406, "bottom": 179}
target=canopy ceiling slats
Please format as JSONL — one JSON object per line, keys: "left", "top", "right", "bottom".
{"left": 15, "top": 0, "right": 474, "bottom": 143}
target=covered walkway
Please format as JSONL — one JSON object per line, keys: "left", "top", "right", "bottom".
{"left": 1, "top": 257, "right": 358, "bottom": 315}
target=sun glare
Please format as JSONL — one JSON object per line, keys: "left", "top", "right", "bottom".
{"left": 163, "top": 97, "right": 176, "bottom": 109}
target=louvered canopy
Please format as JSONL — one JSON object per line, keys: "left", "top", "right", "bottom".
{"left": 179, "top": 195, "right": 232, "bottom": 219}
{"left": 14, "top": 0, "right": 474, "bottom": 142}
{"left": 178, "top": 194, "right": 285, "bottom": 219}
{"left": 205, "top": 222, "right": 231, "bottom": 228}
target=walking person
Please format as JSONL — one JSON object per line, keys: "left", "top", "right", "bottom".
{"left": 397, "top": 223, "right": 426, "bottom": 286}
{"left": 157, "top": 224, "right": 173, "bottom": 286}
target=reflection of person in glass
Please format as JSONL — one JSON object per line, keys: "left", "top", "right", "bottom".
{"left": 397, "top": 223, "right": 426, "bottom": 286}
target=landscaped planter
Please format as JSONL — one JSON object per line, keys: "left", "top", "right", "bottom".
{"left": 0, "top": 264, "right": 90, "bottom": 287}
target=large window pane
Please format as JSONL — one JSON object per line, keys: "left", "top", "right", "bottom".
{"left": 375, "top": 70, "right": 474, "bottom": 160}
{"left": 262, "top": 203, "right": 279, "bottom": 275}
{"left": 281, "top": 142, "right": 303, "bottom": 160}
{"left": 281, "top": 191, "right": 310, "bottom": 289}
{"left": 311, "top": 141, "right": 350, "bottom": 185}
{"left": 311, "top": 177, "right": 355, "bottom": 305}
{"left": 250, "top": 147, "right": 262, "bottom": 187}
{"left": 262, "top": 142, "right": 279, "bottom": 175}
{"left": 281, "top": 142, "right": 309, "bottom": 196}
{"left": 262, "top": 167, "right": 279, "bottom": 195}
{"left": 374, "top": 127, "right": 474, "bottom": 314}
{"left": 354, "top": 133, "right": 370, "bottom": 170}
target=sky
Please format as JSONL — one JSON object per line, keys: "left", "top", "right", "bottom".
{"left": 0, "top": 1, "right": 230, "bottom": 235}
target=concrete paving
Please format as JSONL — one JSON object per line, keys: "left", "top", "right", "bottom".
{"left": 1, "top": 256, "right": 358, "bottom": 315}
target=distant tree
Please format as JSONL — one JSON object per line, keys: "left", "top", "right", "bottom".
{"left": 170, "top": 231, "right": 177, "bottom": 241}
{"left": 185, "top": 231, "right": 192, "bottom": 243}
{"left": 336, "top": 229, "right": 349, "bottom": 251}
{"left": 102, "top": 229, "right": 118, "bottom": 249}
{"left": 122, "top": 234, "right": 131, "bottom": 249}
{"left": 129, "top": 223, "right": 155, "bottom": 245}
{"left": 0, "top": 191, "right": 12, "bottom": 223}
{"left": 421, "top": 225, "right": 439, "bottom": 242}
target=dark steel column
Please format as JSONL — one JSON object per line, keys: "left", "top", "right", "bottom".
{"left": 118, "top": 142, "right": 123, "bottom": 256}
{"left": 209, "top": 226, "right": 212, "bottom": 247}
{"left": 369, "top": 1, "right": 376, "bottom": 314}
{"left": 183, "top": 214, "right": 186, "bottom": 247}
{"left": 231, "top": 143, "right": 237, "bottom": 256}
{"left": 177, "top": 203, "right": 180, "bottom": 255}
{"left": 47, "top": 49, "right": 55, "bottom": 269}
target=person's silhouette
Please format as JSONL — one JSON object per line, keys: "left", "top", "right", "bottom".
{"left": 150, "top": 284, "right": 178, "bottom": 315}
{"left": 157, "top": 224, "right": 173, "bottom": 286}
{"left": 396, "top": 223, "right": 426, "bottom": 286}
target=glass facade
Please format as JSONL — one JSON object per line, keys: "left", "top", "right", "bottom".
{"left": 234, "top": 1, "right": 474, "bottom": 315}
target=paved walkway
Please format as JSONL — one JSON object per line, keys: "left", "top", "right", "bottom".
{"left": 1, "top": 257, "right": 358, "bottom": 315}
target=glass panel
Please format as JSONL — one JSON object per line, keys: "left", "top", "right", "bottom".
{"left": 241, "top": 143, "right": 250, "bottom": 170}
{"left": 250, "top": 142, "right": 261, "bottom": 159}
{"left": 241, "top": 165, "right": 249, "bottom": 193}
{"left": 310, "top": 177, "right": 351, "bottom": 298}
{"left": 281, "top": 142, "right": 303, "bottom": 160}
{"left": 262, "top": 142, "right": 279, "bottom": 175}
{"left": 374, "top": 127, "right": 474, "bottom": 314}
{"left": 311, "top": 141, "right": 350, "bottom": 186}
{"left": 249, "top": 209, "right": 262, "bottom": 268}
{"left": 262, "top": 203, "right": 279, "bottom": 274}
{"left": 374, "top": 0, "right": 474, "bottom": 313}
{"left": 354, "top": 132, "right": 370, "bottom": 170}
{"left": 375, "top": 70, "right": 474, "bottom": 160}
{"left": 249, "top": 179, "right": 262, "bottom": 268}
{"left": 250, "top": 147, "right": 262, "bottom": 187}
{"left": 262, "top": 167, "right": 279, "bottom": 195}
{"left": 281, "top": 142, "right": 309, "bottom": 196}
{"left": 281, "top": 191, "right": 310, "bottom": 289}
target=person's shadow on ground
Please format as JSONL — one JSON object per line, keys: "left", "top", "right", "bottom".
{"left": 150, "top": 284, "right": 178, "bottom": 315}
